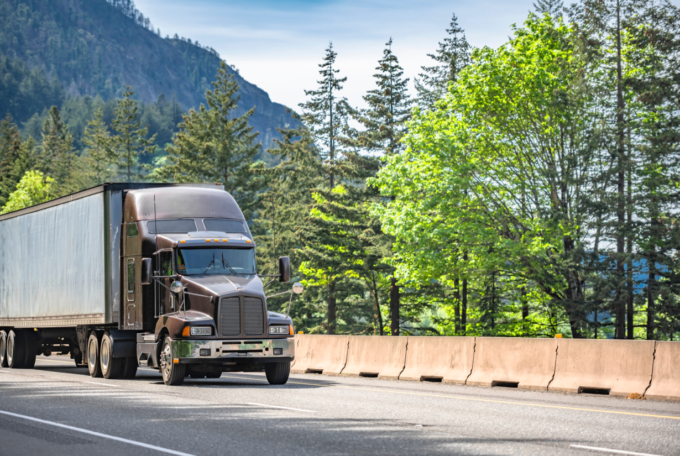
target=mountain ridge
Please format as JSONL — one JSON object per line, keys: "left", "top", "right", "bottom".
{"left": 0, "top": 0, "right": 297, "bottom": 148}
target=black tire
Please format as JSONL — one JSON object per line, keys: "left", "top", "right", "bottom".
{"left": 160, "top": 336, "right": 185, "bottom": 386}
{"left": 205, "top": 372, "right": 221, "bottom": 379}
{"left": 100, "top": 332, "right": 124, "bottom": 379}
{"left": 0, "top": 330, "right": 7, "bottom": 368}
{"left": 22, "top": 331, "right": 37, "bottom": 369}
{"left": 7, "top": 330, "right": 26, "bottom": 369}
{"left": 121, "top": 357, "right": 138, "bottom": 379}
{"left": 265, "top": 361, "right": 290, "bottom": 385}
{"left": 87, "top": 332, "right": 103, "bottom": 378}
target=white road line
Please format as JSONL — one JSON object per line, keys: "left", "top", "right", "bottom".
{"left": 246, "top": 402, "right": 316, "bottom": 413}
{"left": 0, "top": 410, "right": 195, "bottom": 456}
{"left": 570, "top": 445, "right": 663, "bottom": 456}
{"left": 83, "top": 381, "right": 120, "bottom": 387}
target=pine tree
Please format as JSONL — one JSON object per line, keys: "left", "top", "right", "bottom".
{"left": 157, "top": 62, "right": 262, "bottom": 219}
{"left": 0, "top": 115, "right": 32, "bottom": 207}
{"left": 110, "top": 86, "right": 157, "bottom": 182}
{"left": 82, "top": 107, "right": 115, "bottom": 185}
{"left": 415, "top": 14, "right": 471, "bottom": 110}
{"left": 253, "top": 116, "right": 326, "bottom": 331}
{"left": 37, "top": 106, "right": 81, "bottom": 195}
{"left": 533, "top": 0, "right": 564, "bottom": 17}
{"left": 297, "top": 43, "right": 353, "bottom": 334}
{"left": 350, "top": 38, "right": 412, "bottom": 335}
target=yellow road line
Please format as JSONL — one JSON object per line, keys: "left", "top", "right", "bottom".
{"left": 222, "top": 373, "right": 680, "bottom": 422}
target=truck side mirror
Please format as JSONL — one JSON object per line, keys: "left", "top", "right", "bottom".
{"left": 141, "top": 258, "right": 152, "bottom": 285}
{"left": 278, "top": 256, "right": 291, "bottom": 283}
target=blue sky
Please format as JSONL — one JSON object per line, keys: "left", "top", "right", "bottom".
{"left": 132, "top": 1, "right": 586, "bottom": 110}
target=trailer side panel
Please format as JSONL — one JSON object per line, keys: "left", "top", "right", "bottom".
{"left": 0, "top": 193, "right": 107, "bottom": 327}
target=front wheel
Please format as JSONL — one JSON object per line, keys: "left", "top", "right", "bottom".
{"left": 265, "top": 362, "right": 290, "bottom": 385}
{"left": 160, "top": 337, "right": 185, "bottom": 386}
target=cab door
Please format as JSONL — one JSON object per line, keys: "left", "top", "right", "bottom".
{"left": 124, "top": 222, "right": 143, "bottom": 329}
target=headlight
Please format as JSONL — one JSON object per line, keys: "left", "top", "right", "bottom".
{"left": 269, "top": 325, "right": 291, "bottom": 335}
{"left": 190, "top": 326, "right": 212, "bottom": 336}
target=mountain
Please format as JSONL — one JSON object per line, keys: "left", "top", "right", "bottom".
{"left": 0, "top": 0, "right": 297, "bottom": 149}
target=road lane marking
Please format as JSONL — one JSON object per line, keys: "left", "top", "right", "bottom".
{"left": 247, "top": 402, "right": 316, "bottom": 413}
{"left": 83, "top": 381, "right": 120, "bottom": 387}
{"left": 222, "top": 373, "right": 680, "bottom": 422}
{"left": 0, "top": 410, "right": 195, "bottom": 456}
{"left": 570, "top": 444, "right": 663, "bottom": 456}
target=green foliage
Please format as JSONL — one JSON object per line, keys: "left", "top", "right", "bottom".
{"left": 157, "top": 62, "right": 262, "bottom": 219}
{"left": 0, "top": 170, "right": 53, "bottom": 214}
{"left": 108, "top": 87, "right": 157, "bottom": 182}
{"left": 415, "top": 15, "right": 471, "bottom": 110}
{"left": 0, "top": 115, "right": 32, "bottom": 207}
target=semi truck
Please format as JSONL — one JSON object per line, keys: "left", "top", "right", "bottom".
{"left": 0, "top": 183, "right": 300, "bottom": 386}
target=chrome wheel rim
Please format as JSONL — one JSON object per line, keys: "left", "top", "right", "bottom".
{"left": 160, "top": 343, "right": 172, "bottom": 381}
{"left": 101, "top": 339, "right": 110, "bottom": 371}
{"left": 7, "top": 336, "right": 13, "bottom": 364}
{"left": 88, "top": 338, "right": 97, "bottom": 370}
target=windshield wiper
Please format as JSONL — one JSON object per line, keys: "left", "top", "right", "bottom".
{"left": 221, "top": 252, "right": 238, "bottom": 275}
{"left": 201, "top": 252, "right": 216, "bottom": 275}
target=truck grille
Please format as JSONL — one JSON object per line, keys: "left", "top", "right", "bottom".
{"left": 218, "top": 297, "right": 265, "bottom": 337}
{"left": 244, "top": 298, "right": 264, "bottom": 335}
{"left": 219, "top": 297, "right": 240, "bottom": 336}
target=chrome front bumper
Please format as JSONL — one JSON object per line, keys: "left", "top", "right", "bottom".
{"left": 171, "top": 338, "right": 294, "bottom": 361}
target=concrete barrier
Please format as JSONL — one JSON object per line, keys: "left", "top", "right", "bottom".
{"left": 549, "top": 339, "right": 655, "bottom": 397}
{"left": 645, "top": 341, "right": 680, "bottom": 401}
{"left": 465, "top": 337, "right": 557, "bottom": 390}
{"left": 341, "top": 336, "right": 408, "bottom": 379}
{"left": 399, "top": 336, "right": 475, "bottom": 384}
{"left": 291, "top": 335, "right": 349, "bottom": 375}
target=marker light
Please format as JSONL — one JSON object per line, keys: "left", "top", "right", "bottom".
{"left": 180, "top": 240, "right": 186, "bottom": 244}
{"left": 182, "top": 327, "right": 190, "bottom": 337}
{"left": 206, "top": 239, "right": 211, "bottom": 242}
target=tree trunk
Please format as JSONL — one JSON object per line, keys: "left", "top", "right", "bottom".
{"left": 453, "top": 279, "right": 461, "bottom": 334}
{"left": 328, "top": 280, "right": 336, "bottom": 335}
{"left": 647, "top": 248, "right": 655, "bottom": 341}
{"left": 372, "top": 275, "right": 384, "bottom": 335}
{"left": 390, "top": 276, "right": 400, "bottom": 335}
{"left": 614, "top": 0, "right": 627, "bottom": 340}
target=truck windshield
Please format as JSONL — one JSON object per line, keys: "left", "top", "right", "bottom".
{"left": 177, "top": 248, "right": 255, "bottom": 275}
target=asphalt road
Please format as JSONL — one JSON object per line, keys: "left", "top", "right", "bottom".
{"left": 0, "top": 356, "right": 678, "bottom": 456}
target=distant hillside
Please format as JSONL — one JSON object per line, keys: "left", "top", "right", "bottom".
{"left": 0, "top": 0, "right": 297, "bottom": 149}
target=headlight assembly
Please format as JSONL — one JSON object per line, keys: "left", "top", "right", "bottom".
{"left": 269, "top": 325, "right": 291, "bottom": 335}
{"left": 190, "top": 326, "right": 212, "bottom": 336}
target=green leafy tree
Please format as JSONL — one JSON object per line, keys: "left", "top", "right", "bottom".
{"left": 1, "top": 170, "right": 54, "bottom": 215}
{"left": 534, "top": 0, "right": 564, "bottom": 17}
{"left": 373, "top": 14, "right": 600, "bottom": 338}
{"left": 110, "top": 86, "right": 157, "bottom": 182}
{"left": 157, "top": 62, "right": 262, "bottom": 219}
{"left": 415, "top": 15, "right": 471, "bottom": 110}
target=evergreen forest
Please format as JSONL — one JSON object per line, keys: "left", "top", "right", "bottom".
{"left": 1, "top": 0, "right": 680, "bottom": 341}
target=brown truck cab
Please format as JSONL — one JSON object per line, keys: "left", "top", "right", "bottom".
{"left": 123, "top": 186, "right": 298, "bottom": 385}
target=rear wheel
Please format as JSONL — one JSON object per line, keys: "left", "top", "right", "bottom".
{"left": 160, "top": 336, "right": 185, "bottom": 386}
{"left": 0, "top": 331, "right": 7, "bottom": 368}
{"left": 265, "top": 361, "right": 290, "bottom": 385}
{"left": 121, "top": 357, "right": 138, "bottom": 379}
{"left": 100, "top": 332, "right": 124, "bottom": 379}
{"left": 87, "top": 332, "right": 102, "bottom": 378}
{"left": 7, "top": 330, "right": 26, "bottom": 369}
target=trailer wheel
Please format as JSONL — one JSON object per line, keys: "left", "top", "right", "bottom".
{"left": 121, "top": 357, "right": 138, "bottom": 379}
{"left": 100, "top": 333, "right": 124, "bottom": 379}
{"left": 265, "top": 361, "right": 290, "bottom": 385}
{"left": 0, "top": 331, "right": 7, "bottom": 368}
{"left": 23, "top": 331, "right": 36, "bottom": 369}
{"left": 160, "top": 336, "right": 185, "bottom": 386}
{"left": 7, "top": 330, "right": 26, "bottom": 369}
{"left": 87, "top": 332, "right": 103, "bottom": 378}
